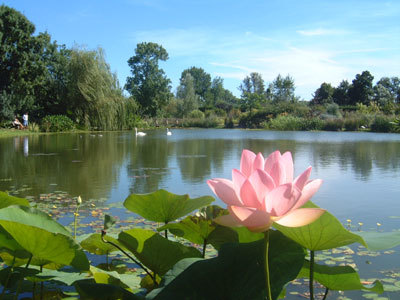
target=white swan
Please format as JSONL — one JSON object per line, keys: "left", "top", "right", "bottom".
{"left": 166, "top": 128, "right": 172, "bottom": 136}
{"left": 135, "top": 127, "right": 146, "bottom": 136}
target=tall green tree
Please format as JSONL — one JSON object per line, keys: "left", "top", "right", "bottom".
{"left": 332, "top": 80, "right": 351, "bottom": 106}
{"left": 180, "top": 67, "right": 211, "bottom": 104}
{"left": 67, "top": 47, "right": 128, "bottom": 130}
{"left": 125, "top": 42, "right": 172, "bottom": 117}
{"left": 311, "top": 82, "right": 334, "bottom": 105}
{"left": 270, "top": 74, "right": 297, "bottom": 103}
{"left": 176, "top": 73, "right": 199, "bottom": 117}
{"left": 0, "top": 5, "right": 48, "bottom": 119}
{"left": 348, "top": 70, "right": 374, "bottom": 105}
{"left": 239, "top": 72, "right": 266, "bottom": 109}
{"left": 377, "top": 76, "right": 400, "bottom": 103}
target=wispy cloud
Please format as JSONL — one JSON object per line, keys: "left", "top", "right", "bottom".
{"left": 128, "top": 25, "right": 399, "bottom": 98}
{"left": 297, "top": 28, "right": 350, "bottom": 36}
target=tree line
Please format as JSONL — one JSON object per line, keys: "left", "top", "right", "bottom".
{"left": 1, "top": 5, "right": 399, "bottom": 131}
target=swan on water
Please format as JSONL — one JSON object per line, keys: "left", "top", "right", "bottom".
{"left": 135, "top": 128, "right": 146, "bottom": 136}
{"left": 166, "top": 128, "right": 172, "bottom": 136}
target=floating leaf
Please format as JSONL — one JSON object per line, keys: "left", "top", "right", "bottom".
{"left": 0, "top": 191, "right": 30, "bottom": 208}
{"left": 123, "top": 189, "right": 214, "bottom": 223}
{"left": 104, "top": 214, "right": 117, "bottom": 230}
{"left": 147, "top": 230, "right": 305, "bottom": 300}
{"left": 274, "top": 202, "right": 366, "bottom": 250}
{"left": 118, "top": 228, "right": 202, "bottom": 276}
{"left": 298, "top": 260, "right": 383, "bottom": 293}
{"left": 357, "top": 231, "right": 400, "bottom": 251}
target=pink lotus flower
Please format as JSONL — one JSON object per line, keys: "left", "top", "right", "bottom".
{"left": 207, "top": 150, "right": 325, "bottom": 232}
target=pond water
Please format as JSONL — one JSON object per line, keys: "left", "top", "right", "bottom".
{"left": 1, "top": 129, "right": 400, "bottom": 298}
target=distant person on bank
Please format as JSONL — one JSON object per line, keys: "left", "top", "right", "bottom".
{"left": 12, "top": 118, "right": 24, "bottom": 130}
{"left": 22, "top": 113, "right": 28, "bottom": 127}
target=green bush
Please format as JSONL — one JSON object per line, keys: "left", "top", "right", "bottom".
{"left": 370, "top": 115, "right": 394, "bottom": 132}
{"left": 41, "top": 115, "right": 75, "bottom": 132}
{"left": 302, "top": 118, "right": 325, "bottom": 131}
{"left": 238, "top": 110, "right": 270, "bottom": 128}
{"left": 183, "top": 115, "right": 220, "bottom": 128}
{"left": 268, "top": 115, "right": 304, "bottom": 131}
{"left": 188, "top": 110, "right": 204, "bottom": 119}
{"left": 322, "top": 118, "right": 344, "bottom": 131}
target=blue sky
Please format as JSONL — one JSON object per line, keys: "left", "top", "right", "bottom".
{"left": 3, "top": 0, "right": 400, "bottom": 99}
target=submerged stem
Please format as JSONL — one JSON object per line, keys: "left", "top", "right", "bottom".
{"left": 101, "top": 230, "right": 156, "bottom": 285}
{"left": 309, "top": 250, "right": 315, "bottom": 300}
{"left": 264, "top": 230, "right": 272, "bottom": 300}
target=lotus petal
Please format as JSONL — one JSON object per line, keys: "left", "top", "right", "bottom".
{"left": 207, "top": 179, "right": 242, "bottom": 206}
{"left": 274, "top": 208, "right": 325, "bottom": 227}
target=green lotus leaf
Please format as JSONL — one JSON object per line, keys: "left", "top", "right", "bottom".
{"left": 118, "top": 228, "right": 202, "bottom": 276}
{"left": 80, "top": 233, "right": 125, "bottom": 255}
{"left": 74, "top": 280, "right": 140, "bottom": 300}
{"left": 357, "top": 231, "right": 400, "bottom": 251}
{"left": 298, "top": 260, "right": 383, "bottom": 293}
{"left": 123, "top": 189, "right": 214, "bottom": 223}
{"left": 0, "top": 206, "right": 89, "bottom": 270}
{"left": 27, "top": 268, "right": 88, "bottom": 285}
{"left": 0, "top": 191, "right": 29, "bottom": 209}
{"left": 207, "top": 225, "right": 264, "bottom": 250}
{"left": 274, "top": 201, "right": 366, "bottom": 250}
{"left": 147, "top": 230, "right": 305, "bottom": 300}
{"left": 104, "top": 214, "right": 117, "bottom": 231}
{"left": 0, "top": 266, "right": 39, "bottom": 288}
{"left": 158, "top": 216, "right": 214, "bottom": 245}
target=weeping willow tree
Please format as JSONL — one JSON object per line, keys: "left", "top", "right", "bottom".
{"left": 67, "top": 47, "right": 138, "bottom": 130}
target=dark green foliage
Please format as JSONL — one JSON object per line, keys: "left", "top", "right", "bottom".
{"left": 181, "top": 67, "right": 211, "bottom": 103}
{"left": 238, "top": 110, "right": 270, "bottom": 128}
{"left": 311, "top": 82, "right": 334, "bottom": 105}
{"left": 148, "top": 231, "right": 305, "bottom": 300}
{"left": 125, "top": 42, "right": 172, "bottom": 117}
{"left": 323, "top": 118, "right": 344, "bottom": 131}
{"left": 370, "top": 115, "right": 394, "bottom": 132}
{"left": 41, "top": 115, "right": 75, "bottom": 132}
{"left": 182, "top": 115, "right": 220, "bottom": 128}
{"left": 269, "top": 115, "right": 305, "bottom": 131}
{"left": 348, "top": 71, "right": 374, "bottom": 105}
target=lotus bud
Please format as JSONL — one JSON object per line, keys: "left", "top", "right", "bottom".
{"left": 76, "top": 196, "right": 82, "bottom": 206}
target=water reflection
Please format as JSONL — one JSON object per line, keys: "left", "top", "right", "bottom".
{"left": 0, "top": 130, "right": 399, "bottom": 212}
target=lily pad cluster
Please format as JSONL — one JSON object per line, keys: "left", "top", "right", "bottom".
{"left": 0, "top": 189, "right": 400, "bottom": 299}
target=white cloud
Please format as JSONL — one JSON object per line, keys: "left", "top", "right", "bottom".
{"left": 297, "top": 28, "right": 350, "bottom": 36}
{"left": 127, "top": 26, "right": 399, "bottom": 99}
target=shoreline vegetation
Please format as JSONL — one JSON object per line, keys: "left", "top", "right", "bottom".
{"left": 1, "top": 5, "right": 400, "bottom": 136}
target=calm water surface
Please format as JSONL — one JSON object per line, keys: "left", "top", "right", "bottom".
{"left": 1, "top": 129, "right": 400, "bottom": 298}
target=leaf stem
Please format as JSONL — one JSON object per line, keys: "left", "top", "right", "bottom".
{"left": 309, "top": 250, "right": 315, "bottom": 300}
{"left": 164, "top": 221, "right": 168, "bottom": 240}
{"left": 14, "top": 254, "right": 32, "bottom": 300}
{"left": 264, "top": 230, "right": 272, "bottom": 300}
{"left": 202, "top": 239, "right": 207, "bottom": 258}
{"left": 101, "top": 230, "right": 156, "bottom": 285}
{"left": 1, "top": 256, "right": 16, "bottom": 299}
{"left": 321, "top": 287, "right": 329, "bottom": 300}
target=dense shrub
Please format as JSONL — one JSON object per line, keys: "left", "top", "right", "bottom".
{"left": 238, "top": 110, "right": 270, "bottom": 128}
{"left": 322, "top": 118, "right": 344, "bottom": 131}
{"left": 268, "top": 115, "right": 304, "bottom": 131}
{"left": 370, "top": 115, "right": 394, "bottom": 132}
{"left": 302, "top": 118, "right": 325, "bottom": 131}
{"left": 41, "top": 115, "right": 75, "bottom": 132}
{"left": 188, "top": 110, "right": 204, "bottom": 119}
{"left": 224, "top": 116, "right": 234, "bottom": 128}
{"left": 182, "top": 115, "right": 220, "bottom": 128}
